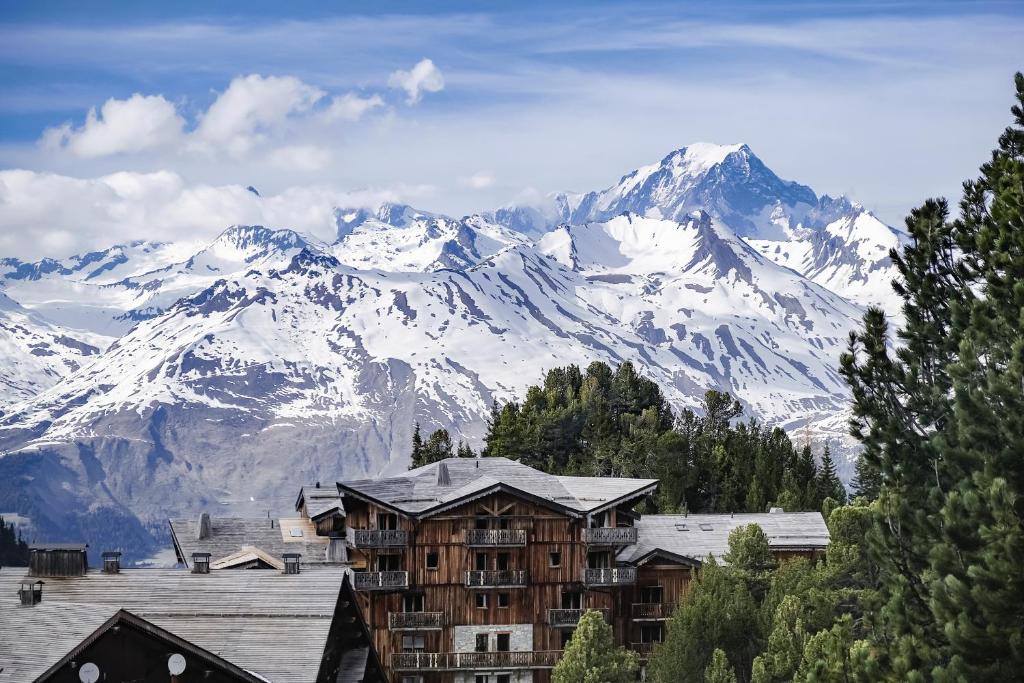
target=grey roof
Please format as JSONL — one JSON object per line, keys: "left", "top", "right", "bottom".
{"left": 0, "top": 565, "right": 350, "bottom": 683}
{"left": 338, "top": 457, "right": 658, "bottom": 518}
{"left": 296, "top": 486, "right": 346, "bottom": 520}
{"left": 169, "top": 516, "right": 339, "bottom": 567}
{"left": 617, "top": 512, "right": 830, "bottom": 565}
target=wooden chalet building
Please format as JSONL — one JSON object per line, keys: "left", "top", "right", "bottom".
{"left": 336, "top": 457, "right": 830, "bottom": 683}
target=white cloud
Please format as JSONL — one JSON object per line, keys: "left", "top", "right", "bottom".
{"left": 459, "top": 172, "right": 496, "bottom": 189}
{"left": 388, "top": 58, "right": 444, "bottom": 104}
{"left": 0, "top": 169, "right": 432, "bottom": 260}
{"left": 267, "top": 144, "right": 332, "bottom": 171}
{"left": 40, "top": 94, "right": 185, "bottom": 158}
{"left": 321, "top": 92, "right": 384, "bottom": 122}
{"left": 193, "top": 74, "right": 325, "bottom": 156}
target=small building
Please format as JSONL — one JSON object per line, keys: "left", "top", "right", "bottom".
{"left": 0, "top": 563, "right": 385, "bottom": 682}
{"left": 28, "top": 543, "right": 88, "bottom": 578}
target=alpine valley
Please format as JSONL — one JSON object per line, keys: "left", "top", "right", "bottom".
{"left": 0, "top": 143, "right": 905, "bottom": 561}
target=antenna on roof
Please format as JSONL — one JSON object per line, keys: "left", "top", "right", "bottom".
{"left": 437, "top": 462, "right": 452, "bottom": 487}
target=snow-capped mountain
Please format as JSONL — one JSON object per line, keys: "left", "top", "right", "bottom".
{"left": 0, "top": 142, "right": 903, "bottom": 559}
{"left": 0, "top": 292, "right": 107, "bottom": 412}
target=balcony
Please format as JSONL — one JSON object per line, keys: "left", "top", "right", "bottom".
{"left": 391, "top": 651, "right": 562, "bottom": 672}
{"left": 465, "top": 569, "right": 528, "bottom": 588}
{"left": 630, "top": 642, "right": 659, "bottom": 659}
{"left": 351, "top": 529, "right": 409, "bottom": 548}
{"left": 581, "top": 527, "right": 638, "bottom": 546}
{"left": 547, "top": 607, "right": 611, "bottom": 628}
{"left": 582, "top": 567, "right": 637, "bottom": 587}
{"left": 464, "top": 528, "right": 527, "bottom": 547}
{"left": 388, "top": 612, "right": 445, "bottom": 631}
{"left": 353, "top": 570, "right": 408, "bottom": 591}
{"left": 631, "top": 602, "right": 678, "bottom": 621}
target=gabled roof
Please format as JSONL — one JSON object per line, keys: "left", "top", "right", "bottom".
{"left": 210, "top": 545, "right": 286, "bottom": 571}
{"left": 337, "top": 457, "right": 658, "bottom": 519}
{"left": 0, "top": 565, "right": 355, "bottom": 683}
{"left": 617, "top": 512, "right": 830, "bottom": 566}
{"left": 297, "top": 485, "right": 346, "bottom": 520}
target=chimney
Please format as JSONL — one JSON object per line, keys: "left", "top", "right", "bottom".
{"left": 437, "top": 461, "right": 451, "bottom": 487}
{"left": 283, "top": 553, "right": 301, "bottom": 575}
{"left": 101, "top": 551, "right": 122, "bottom": 574}
{"left": 197, "top": 512, "right": 211, "bottom": 540}
{"left": 18, "top": 580, "right": 43, "bottom": 606}
{"left": 191, "top": 552, "right": 211, "bottom": 574}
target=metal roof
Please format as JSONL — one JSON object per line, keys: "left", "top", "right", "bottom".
{"left": 169, "top": 516, "right": 341, "bottom": 567}
{"left": 617, "top": 512, "right": 831, "bottom": 565}
{"left": 0, "top": 565, "right": 351, "bottom": 683}
{"left": 338, "top": 457, "right": 658, "bottom": 518}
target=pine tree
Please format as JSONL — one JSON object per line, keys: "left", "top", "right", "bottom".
{"left": 849, "top": 454, "right": 880, "bottom": 500}
{"left": 815, "top": 446, "right": 846, "bottom": 505}
{"left": 840, "top": 72, "right": 1024, "bottom": 681}
{"left": 705, "top": 648, "right": 739, "bottom": 683}
{"left": 751, "top": 595, "right": 808, "bottom": 683}
{"left": 0, "top": 516, "right": 30, "bottom": 566}
{"left": 552, "top": 609, "right": 639, "bottom": 683}
{"left": 409, "top": 422, "right": 423, "bottom": 470}
{"left": 410, "top": 428, "right": 454, "bottom": 468}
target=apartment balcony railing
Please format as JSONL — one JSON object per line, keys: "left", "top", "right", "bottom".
{"left": 630, "top": 642, "right": 659, "bottom": 658}
{"left": 582, "top": 567, "right": 637, "bottom": 586}
{"left": 581, "top": 527, "right": 638, "bottom": 546}
{"left": 353, "top": 570, "right": 408, "bottom": 591}
{"left": 388, "top": 612, "right": 445, "bottom": 631}
{"left": 546, "top": 607, "right": 611, "bottom": 628}
{"left": 391, "top": 651, "right": 562, "bottom": 672}
{"left": 351, "top": 529, "right": 409, "bottom": 548}
{"left": 631, "top": 602, "right": 678, "bottom": 620}
{"left": 463, "top": 528, "right": 528, "bottom": 547}
{"left": 465, "top": 569, "right": 528, "bottom": 588}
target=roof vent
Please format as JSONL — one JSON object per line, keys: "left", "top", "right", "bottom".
{"left": 437, "top": 462, "right": 452, "bottom": 487}
{"left": 191, "top": 552, "right": 212, "bottom": 574}
{"left": 101, "top": 551, "right": 122, "bottom": 574}
{"left": 19, "top": 580, "right": 43, "bottom": 606}
{"left": 283, "top": 553, "right": 301, "bottom": 575}
{"left": 197, "top": 512, "right": 211, "bottom": 540}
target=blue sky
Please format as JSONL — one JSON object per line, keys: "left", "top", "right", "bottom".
{"left": 0, "top": 1, "right": 1021, "bottom": 258}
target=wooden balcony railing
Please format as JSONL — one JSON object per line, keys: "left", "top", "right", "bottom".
{"left": 388, "top": 612, "right": 445, "bottom": 630}
{"left": 631, "top": 602, "right": 678, "bottom": 620}
{"left": 630, "top": 642, "right": 659, "bottom": 658}
{"left": 547, "top": 607, "right": 611, "bottom": 627}
{"left": 391, "top": 651, "right": 562, "bottom": 672}
{"left": 582, "top": 567, "right": 637, "bottom": 586}
{"left": 351, "top": 529, "right": 409, "bottom": 548}
{"left": 464, "top": 528, "right": 527, "bottom": 547}
{"left": 353, "top": 570, "right": 408, "bottom": 591}
{"left": 581, "top": 527, "right": 638, "bottom": 545}
{"left": 465, "top": 569, "right": 528, "bottom": 588}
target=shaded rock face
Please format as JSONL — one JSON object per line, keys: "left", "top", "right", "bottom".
{"left": 0, "top": 143, "right": 899, "bottom": 560}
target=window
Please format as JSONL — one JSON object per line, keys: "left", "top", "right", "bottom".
{"left": 378, "top": 513, "right": 398, "bottom": 530}
{"left": 475, "top": 676, "right": 489, "bottom": 683}
{"left": 377, "top": 554, "right": 401, "bottom": 571}
{"left": 475, "top": 552, "right": 488, "bottom": 571}
{"left": 549, "top": 551, "right": 562, "bottom": 568}
{"left": 402, "top": 677, "right": 424, "bottom": 683}
{"left": 426, "top": 551, "right": 439, "bottom": 570}
{"left": 496, "top": 633, "right": 511, "bottom": 652}
{"left": 560, "top": 630, "right": 573, "bottom": 648}
{"left": 403, "top": 594, "right": 424, "bottom": 612}
{"left": 475, "top": 511, "right": 489, "bottom": 530}
{"left": 402, "top": 635, "right": 425, "bottom": 652}
{"left": 289, "top": 527, "right": 303, "bottom": 537}
{"left": 699, "top": 523, "right": 714, "bottom": 531}
{"left": 475, "top": 633, "right": 489, "bottom": 652}
{"left": 497, "top": 592, "right": 510, "bottom": 608}
{"left": 496, "top": 553, "right": 510, "bottom": 571}
{"left": 562, "top": 591, "right": 582, "bottom": 609}
{"left": 497, "top": 675, "right": 511, "bottom": 683}
{"left": 476, "top": 593, "right": 488, "bottom": 609}
{"left": 639, "top": 623, "right": 664, "bottom": 643}
{"left": 498, "top": 513, "right": 512, "bottom": 530}
{"left": 587, "top": 551, "right": 610, "bottom": 569}
{"left": 640, "top": 586, "right": 663, "bottom": 603}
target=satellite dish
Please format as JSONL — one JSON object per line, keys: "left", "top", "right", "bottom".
{"left": 168, "top": 653, "right": 187, "bottom": 675}
{"left": 79, "top": 663, "right": 100, "bottom": 683}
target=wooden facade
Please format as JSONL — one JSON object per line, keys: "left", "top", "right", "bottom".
{"left": 337, "top": 459, "right": 830, "bottom": 683}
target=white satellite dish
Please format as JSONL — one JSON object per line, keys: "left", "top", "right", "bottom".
{"left": 78, "top": 663, "right": 100, "bottom": 683}
{"left": 168, "top": 653, "right": 187, "bottom": 675}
